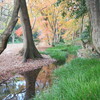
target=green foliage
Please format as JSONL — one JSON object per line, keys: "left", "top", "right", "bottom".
{"left": 41, "top": 44, "right": 68, "bottom": 65}
{"left": 56, "top": 0, "right": 87, "bottom": 18}
{"left": 73, "top": 0, "right": 87, "bottom": 18}
{"left": 34, "top": 58, "right": 100, "bottom": 100}
{"left": 55, "top": 0, "right": 64, "bottom": 6}
{"left": 8, "top": 33, "right": 23, "bottom": 44}
{"left": 49, "top": 50, "right": 67, "bottom": 65}
{"left": 65, "top": 45, "right": 81, "bottom": 55}
{"left": 14, "top": 24, "right": 21, "bottom": 30}
{"left": 40, "top": 43, "right": 81, "bottom": 65}
{"left": 14, "top": 37, "right": 23, "bottom": 43}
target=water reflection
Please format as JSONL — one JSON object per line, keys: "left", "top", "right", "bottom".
{"left": 0, "top": 64, "right": 56, "bottom": 100}
{"left": 0, "top": 75, "right": 26, "bottom": 100}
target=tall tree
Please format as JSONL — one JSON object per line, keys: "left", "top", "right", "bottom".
{"left": 19, "top": 0, "right": 42, "bottom": 62}
{"left": 0, "top": 0, "right": 20, "bottom": 54}
{"left": 86, "top": 0, "right": 100, "bottom": 54}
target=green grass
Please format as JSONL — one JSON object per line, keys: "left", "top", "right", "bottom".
{"left": 40, "top": 43, "right": 81, "bottom": 65}
{"left": 46, "top": 49, "right": 67, "bottom": 65}
{"left": 34, "top": 58, "right": 100, "bottom": 100}
{"left": 62, "top": 44, "right": 81, "bottom": 55}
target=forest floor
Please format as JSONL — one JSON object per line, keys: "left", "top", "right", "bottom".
{"left": 0, "top": 43, "right": 56, "bottom": 87}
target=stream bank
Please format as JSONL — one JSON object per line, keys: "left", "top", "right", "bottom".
{"left": 0, "top": 64, "right": 57, "bottom": 100}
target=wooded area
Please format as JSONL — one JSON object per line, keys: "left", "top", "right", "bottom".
{"left": 0, "top": 0, "right": 100, "bottom": 100}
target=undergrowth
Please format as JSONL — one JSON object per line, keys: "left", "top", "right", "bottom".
{"left": 40, "top": 43, "right": 81, "bottom": 65}
{"left": 34, "top": 58, "right": 100, "bottom": 100}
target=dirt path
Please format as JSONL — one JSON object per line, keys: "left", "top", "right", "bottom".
{"left": 3, "top": 43, "right": 51, "bottom": 54}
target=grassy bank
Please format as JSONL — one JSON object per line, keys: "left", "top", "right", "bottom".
{"left": 34, "top": 58, "right": 100, "bottom": 100}
{"left": 40, "top": 44, "right": 81, "bottom": 65}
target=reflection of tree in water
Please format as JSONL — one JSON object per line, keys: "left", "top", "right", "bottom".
{"left": 0, "top": 64, "right": 57, "bottom": 100}
{"left": 0, "top": 75, "right": 26, "bottom": 100}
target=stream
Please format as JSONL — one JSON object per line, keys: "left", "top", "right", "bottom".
{"left": 0, "top": 64, "right": 57, "bottom": 100}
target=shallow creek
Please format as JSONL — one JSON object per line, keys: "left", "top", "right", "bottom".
{"left": 0, "top": 64, "right": 57, "bottom": 100}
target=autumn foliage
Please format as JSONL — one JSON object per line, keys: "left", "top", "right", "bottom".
{"left": 15, "top": 27, "right": 23, "bottom": 36}
{"left": 15, "top": 0, "right": 83, "bottom": 45}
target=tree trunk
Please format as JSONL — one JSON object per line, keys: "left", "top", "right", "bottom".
{"left": 81, "top": 15, "right": 86, "bottom": 48}
{"left": 23, "top": 68, "right": 41, "bottom": 100}
{"left": 0, "top": 0, "right": 20, "bottom": 54}
{"left": 19, "top": 0, "right": 42, "bottom": 62}
{"left": 86, "top": 0, "right": 100, "bottom": 54}
{"left": 12, "top": 32, "right": 15, "bottom": 44}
